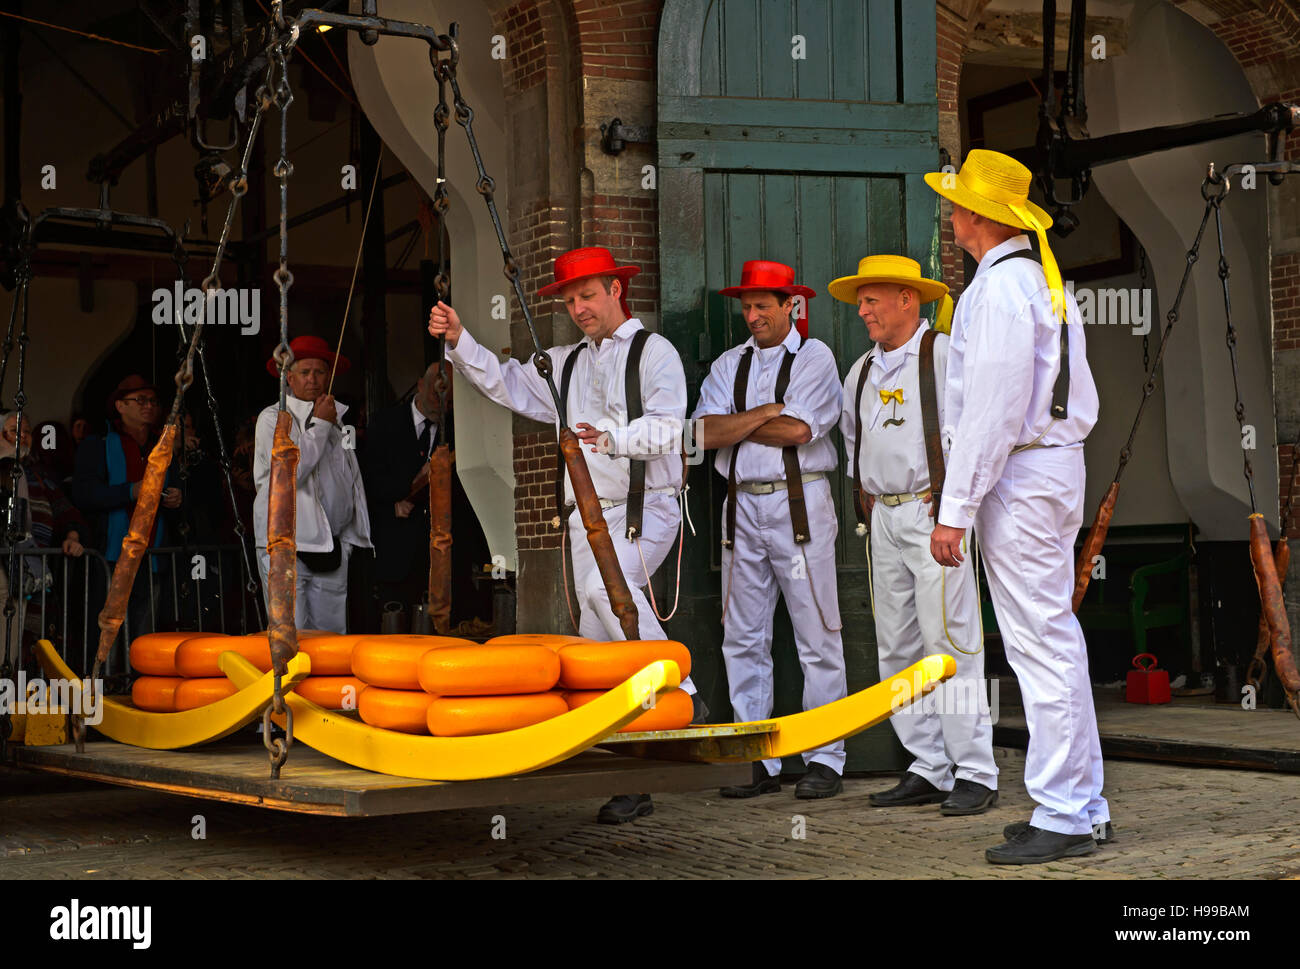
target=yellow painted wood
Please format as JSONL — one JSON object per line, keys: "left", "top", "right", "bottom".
{"left": 34, "top": 640, "right": 310, "bottom": 750}
{"left": 223, "top": 653, "right": 682, "bottom": 781}
{"left": 764, "top": 654, "right": 955, "bottom": 758}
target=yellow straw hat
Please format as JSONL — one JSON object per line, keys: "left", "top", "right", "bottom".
{"left": 923, "top": 149, "right": 1067, "bottom": 323}
{"left": 827, "top": 255, "right": 948, "bottom": 306}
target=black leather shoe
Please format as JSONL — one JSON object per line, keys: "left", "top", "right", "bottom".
{"left": 1004, "top": 819, "right": 1114, "bottom": 844}
{"left": 720, "top": 762, "right": 781, "bottom": 798}
{"left": 795, "top": 762, "right": 843, "bottom": 799}
{"left": 691, "top": 693, "right": 710, "bottom": 725}
{"left": 986, "top": 825, "right": 1097, "bottom": 864}
{"left": 597, "top": 794, "right": 653, "bottom": 824}
{"left": 869, "top": 772, "right": 947, "bottom": 807}
{"left": 940, "top": 779, "right": 998, "bottom": 816}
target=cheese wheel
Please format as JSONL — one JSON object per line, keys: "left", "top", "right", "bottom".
{"left": 357, "top": 686, "right": 434, "bottom": 734}
{"left": 417, "top": 645, "right": 561, "bottom": 696}
{"left": 292, "top": 635, "right": 368, "bottom": 676}
{"left": 426, "top": 692, "right": 569, "bottom": 737}
{"left": 557, "top": 641, "right": 693, "bottom": 690}
{"left": 173, "top": 677, "right": 238, "bottom": 710}
{"left": 294, "top": 676, "right": 366, "bottom": 711}
{"left": 484, "top": 634, "right": 593, "bottom": 652}
{"left": 129, "top": 632, "right": 202, "bottom": 676}
{"left": 351, "top": 635, "right": 478, "bottom": 689}
{"left": 131, "top": 676, "right": 184, "bottom": 712}
{"left": 175, "top": 635, "right": 272, "bottom": 678}
{"left": 563, "top": 687, "right": 694, "bottom": 732}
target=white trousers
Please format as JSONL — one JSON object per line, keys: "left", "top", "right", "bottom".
{"left": 870, "top": 498, "right": 998, "bottom": 790}
{"left": 720, "top": 477, "right": 847, "bottom": 775}
{"left": 257, "top": 544, "right": 353, "bottom": 635}
{"left": 977, "top": 446, "right": 1109, "bottom": 836}
{"left": 566, "top": 491, "right": 696, "bottom": 695}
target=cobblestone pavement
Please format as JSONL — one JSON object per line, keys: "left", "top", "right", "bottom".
{"left": 1, "top": 748, "right": 1297, "bottom": 879}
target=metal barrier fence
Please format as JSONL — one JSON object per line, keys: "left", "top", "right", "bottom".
{"left": 0, "top": 544, "right": 265, "bottom": 678}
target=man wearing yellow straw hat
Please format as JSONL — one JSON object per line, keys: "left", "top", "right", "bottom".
{"left": 833, "top": 255, "right": 998, "bottom": 817}
{"left": 923, "top": 149, "right": 1110, "bottom": 864}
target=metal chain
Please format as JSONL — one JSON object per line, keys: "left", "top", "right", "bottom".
{"left": 1207, "top": 185, "right": 1257, "bottom": 511}
{"left": 267, "top": 25, "right": 297, "bottom": 776}
{"left": 1114, "top": 200, "right": 1216, "bottom": 479}
{"left": 0, "top": 226, "right": 30, "bottom": 760}
{"left": 271, "top": 40, "right": 296, "bottom": 408}
{"left": 435, "top": 27, "right": 568, "bottom": 422}
{"left": 430, "top": 55, "right": 452, "bottom": 432}
{"left": 1138, "top": 244, "right": 1150, "bottom": 373}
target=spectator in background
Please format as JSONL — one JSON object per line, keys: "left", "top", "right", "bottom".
{"left": 3, "top": 413, "right": 85, "bottom": 557}
{"left": 70, "top": 413, "right": 91, "bottom": 448}
{"left": 72, "top": 375, "right": 183, "bottom": 637}
{"left": 32, "top": 420, "right": 76, "bottom": 486}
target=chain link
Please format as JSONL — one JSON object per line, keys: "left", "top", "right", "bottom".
{"left": 1210, "top": 194, "right": 1257, "bottom": 511}
{"left": 1113, "top": 201, "right": 1215, "bottom": 478}
{"left": 436, "top": 28, "right": 567, "bottom": 422}
{"left": 430, "top": 52, "right": 452, "bottom": 431}
{"left": 272, "top": 43, "right": 296, "bottom": 411}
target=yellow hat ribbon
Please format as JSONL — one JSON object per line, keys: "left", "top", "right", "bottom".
{"left": 934, "top": 293, "right": 954, "bottom": 335}
{"left": 958, "top": 165, "right": 1068, "bottom": 325}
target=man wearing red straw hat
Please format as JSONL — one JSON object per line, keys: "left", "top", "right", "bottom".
{"left": 691, "top": 259, "right": 848, "bottom": 800}
{"left": 254, "top": 335, "right": 372, "bottom": 633}
{"left": 428, "top": 246, "right": 700, "bottom": 824}
{"left": 924, "top": 148, "right": 1110, "bottom": 864}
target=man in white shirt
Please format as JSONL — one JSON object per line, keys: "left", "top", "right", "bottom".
{"left": 254, "top": 335, "right": 372, "bottom": 634}
{"left": 834, "top": 255, "right": 997, "bottom": 816}
{"left": 692, "top": 259, "right": 848, "bottom": 800}
{"left": 427, "top": 246, "right": 699, "bottom": 824}
{"left": 924, "top": 149, "right": 1111, "bottom": 864}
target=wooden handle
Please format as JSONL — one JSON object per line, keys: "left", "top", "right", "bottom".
{"left": 559, "top": 427, "right": 639, "bottom": 641}
{"left": 1249, "top": 515, "right": 1299, "bottom": 694}
{"left": 427, "top": 445, "right": 453, "bottom": 635}
{"left": 95, "top": 423, "right": 178, "bottom": 664}
{"left": 266, "top": 411, "right": 301, "bottom": 677}
{"left": 1072, "top": 481, "right": 1119, "bottom": 613}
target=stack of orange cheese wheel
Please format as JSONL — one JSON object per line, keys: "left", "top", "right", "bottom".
{"left": 128, "top": 630, "right": 335, "bottom": 712}
{"left": 351, "top": 635, "right": 478, "bottom": 733}
{"left": 556, "top": 640, "right": 696, "bottom": 732}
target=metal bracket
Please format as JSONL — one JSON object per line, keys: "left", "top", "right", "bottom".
{"left": 600, "top": 118, "right": 653, "bottom": 156}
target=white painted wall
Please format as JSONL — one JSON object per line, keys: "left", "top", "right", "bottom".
{"left": 348, "top": 0, "right": 517, "bottom": 570}
{"left": 1087, "top": 0, "right": 1277, "bottom": 538}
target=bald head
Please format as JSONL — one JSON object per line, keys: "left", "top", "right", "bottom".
{"left": 415, "top": 360, "right": 455, "bottom": 421}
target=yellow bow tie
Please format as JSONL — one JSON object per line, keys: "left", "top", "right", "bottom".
{"left": 879, "top": 389, "right": 904, "bottom": 406}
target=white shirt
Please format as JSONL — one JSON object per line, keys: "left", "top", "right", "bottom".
{"left": 411, "top": 398, "right": 437, "bottom": 450}
{"left": 939, "top": 234, "right": 1100, "bottom": 529}
{"left": 253, "top": 395, "right": 373, "bottom": 552}
{"left": 839, "top": 320, "right": 947, "bottom": 496}
{"left": 691, "top": 326, "right": 841, "bottom": 482}
{"left": 447, "top": 318, "right": 686, "bottom": 504}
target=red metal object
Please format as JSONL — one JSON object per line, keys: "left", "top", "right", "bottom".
{"left": 559, "top": 427, "right": 639, "bottom": 641}
{"left": 95, "top": 422, "right": 177, "bottom": 664}
{"left": 1073, "top": 481, "right": 1119, "bottom": 613}
{"left": 1126, "top": 653, "right": 1171, "bottom": 705}
{"left": 266, "top": 410, "right": 301, "bottom": 676}
{"left": 427, "top": 444, "right": 453, "bottom": 634}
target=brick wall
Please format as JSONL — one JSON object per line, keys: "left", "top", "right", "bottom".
{"left": 570, "top": 0, "right": 659, "bottom": 81}
{"left": 589, "top": 193, "right": 659, "bottom": 319}
{"left": 499, "top": 1, "right": 548, "bottom": 92}
{"left": 513, "top": 430, "right": 560, "bottom": 550}
{"left": 937, "top": 4, "right": 972, "bottom": 295}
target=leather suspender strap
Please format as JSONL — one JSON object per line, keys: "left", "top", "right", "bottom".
{"left": 623, "top": 329, "right": 652, "bottom": 539}
{"left": 553, "top": 344, "right": 586, "bottom": 525}
{"left": 722, "top": 347, "right": 754, "bottom": 548}
{"left": 992, "top": 243, "right": 1070, "bottom": 420}
{"left": 851, "top": 352, "right": 873, "bottom": 531}
{"left": 918, "top": 329, "right": 946, "bottom": 520}
{"left": 774, "top": 340, "right": 810, "bottom": 545}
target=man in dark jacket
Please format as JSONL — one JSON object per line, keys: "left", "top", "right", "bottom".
{"left": 362, "top": 361, "right": 491, "bottom": 631}
{"left": 72, "top": 375, "right": 182, "bottom": 639}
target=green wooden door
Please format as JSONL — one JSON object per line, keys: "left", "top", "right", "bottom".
{"left": 657, "top": 0, "right": 941, "bottom": 772}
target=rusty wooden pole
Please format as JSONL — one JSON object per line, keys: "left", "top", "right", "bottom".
{"left": 427, "top": 444, "right": 453, "bottom": 633}
{"left": 1248, "top": 514, "right": 1300, "bottom": 715}
{"left": 265, "top": 410, "right": 300, "bottom": 676}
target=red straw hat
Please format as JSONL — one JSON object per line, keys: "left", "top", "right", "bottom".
{"left": 266, "top": 334, "right": 351, "bottom": 377}
{"left": 718, "top": 260, "right": 816, "bottom": 301}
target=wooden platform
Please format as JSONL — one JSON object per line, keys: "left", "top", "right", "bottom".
{"left": 10, "top": 740, "right": 751, "bottom": 818}
{"left": 994, "top": 689, "right": 1300, "bottom": 772}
